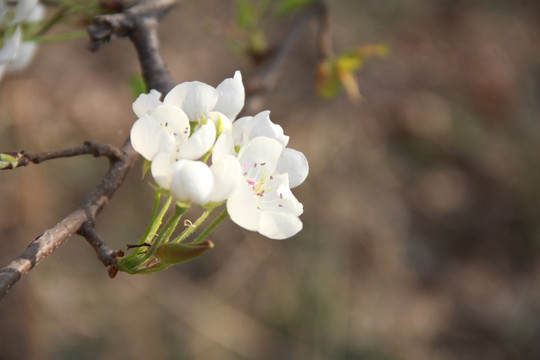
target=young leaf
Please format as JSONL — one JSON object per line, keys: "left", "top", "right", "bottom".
{"left": 153, "top": 240, "right": 214, "bottom": 265}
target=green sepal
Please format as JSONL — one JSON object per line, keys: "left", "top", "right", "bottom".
{"left": 154, "top": 240, "right": 214, "bottom": 265}
{"left": 142, "top": 158, "right": 151, "bottom": 179}
{"left": 130, "top": 74, "right": 147, "bottom": 100}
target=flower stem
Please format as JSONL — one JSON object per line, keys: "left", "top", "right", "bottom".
{"left": 136, "top": 204, "right": 187, "bottom": 269}
{"left": 172, "top": 207, "right": 214, "bottom": 244}
{"left": 145, "top": 193, "right": 173, "bottom": 244}
{"left": 27, "top": 30, "right": 88, "bottom": 43}
{"left": 191, "top": 208, "right": 228, "bottom": 244}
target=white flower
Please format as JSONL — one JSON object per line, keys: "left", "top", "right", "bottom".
{"left": 130, "top": 104, "right": 190, "bottom": 161}
{"left": 226, "top": 137, "right": 307, "bottom": 240}
{"left": 131, "top": 71, "right": 245, "bottom": 162}
{"left": 151, "top": 131, "right": 241, "bottom": 206}
{"left": 130, "top": 72, "right": 246, "bottom": 206}
{"left": 232, "top": 110, "right": 308, "bottom": 188}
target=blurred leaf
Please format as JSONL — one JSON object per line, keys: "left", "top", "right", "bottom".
{"left": 275, "top": 0, "right": 315, "bottom": 16}
{"left": 229, "top": 0, "right": 270, "bottom": 58}
{"left": 236, "top": 0, "right": 257, "bottom": 29}
{"left": 316, "top": 43, "right": 390, "bottom": 103}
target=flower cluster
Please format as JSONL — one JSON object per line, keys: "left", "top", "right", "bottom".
{"left": 0, "top": 0, "right": 45, "bottom": 81}
{"left": 130, "top": 71, "right": 308, "bottom": 240}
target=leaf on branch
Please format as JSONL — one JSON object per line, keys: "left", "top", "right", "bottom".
{"left": 0, "top": 151, "right": 29, "bottom": 170}
{"left": 153, "top": 240, "right": 214, "bottom": 266}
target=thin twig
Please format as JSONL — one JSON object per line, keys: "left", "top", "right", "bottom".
{"left": 88, "top": 0, "right": 178, "bottom": 93}
{"left": 0, "top": 142, "right": 123, "bottom": 170}
{"left": 0, "top": 141, "right": 137, "bottom": 299}
{"left": 77, "top": 222, "right": 123, "bottom": 278}
{"left": 245, "top": 1, "right": 332, "bottom": 104}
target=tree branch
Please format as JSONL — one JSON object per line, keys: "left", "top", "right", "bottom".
{"left": 77, "top": 222, "right": 124, "bottom": 278}
{"left": 0, "top": 0, "right": 177, "bottom": 301}
{"left": 0, "top": 142, "right": 123, "bottom": 170}
{"left": 245, "top": 1, "right": 333, "bottom": 103}
{"left": 88, "top": 0, "right": 178, "bottom": 92}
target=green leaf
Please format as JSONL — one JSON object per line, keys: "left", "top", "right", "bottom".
{"left": 154, "top": 240, "right": 214, "bottom": 265}
{"left": 0, "top": 152, "right": 28, "bottom": 170}
{"left": 316, "top": 43, "right": 390, "bottom": 102}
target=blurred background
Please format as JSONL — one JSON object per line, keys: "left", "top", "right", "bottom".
{"left": 2, "top": 0, "right": 540, "bottom": 359}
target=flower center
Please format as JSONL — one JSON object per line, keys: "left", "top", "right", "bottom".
{"left": 243, "top": 161, "right": 272, "bottom": 199}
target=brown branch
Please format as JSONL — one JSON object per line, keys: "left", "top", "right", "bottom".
{"left": 77, "top": 222, "right": 124, "bottom": 278}
{"left": 88, "top": 0, "right": 178, "bottom": 93}
{"left": 0, "top": 0, "right": 177, "bottom": 301}
{"left": 245, "top": 0, "right": 333, "bottom": 105}
{"left": 0, "top": 142, "right": 123, "bottom": 170}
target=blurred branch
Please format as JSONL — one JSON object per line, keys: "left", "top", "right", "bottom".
{"left": 245, "top": 0, "right": 333, "bottom": 108}
{"left": 0, "top": 0, "right": 177, "bottom": 301}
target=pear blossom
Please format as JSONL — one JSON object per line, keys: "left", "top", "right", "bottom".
{"left": 151, "top": 131, "right": 241, "bottom": 206}
{"left": 130, "top": 72, "right": 246, "bottom": 206}
{"left": 227, "top": 136, "right": 306, "bottom": 240}
{"left": 129, "top": 71, "right": 308, "bottom": 239}
{"left": 130, "top": 71, "right": 245, "bottom": 163}
{"left": 232, "top": 110, "right": 308, "bottom": 188}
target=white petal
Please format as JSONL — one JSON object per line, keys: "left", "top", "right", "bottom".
{"left": 227, "top": 181, "right": 260, "bottom": 231}
{"left": 208, "top": 111, "right": 232, "bottom": 133}
{"left": 259, "top": 212, "right": 303, "bottom": 240}
{"left": 232, "top": 115, "right": 250, "bottom": 147}
{"left": 207, "top": 155, "right": 242, "bottom": 203}
{"left": 0, "top": 65, "right": 5, "bottom": 82}
{"left": 237, "top": 137, "right": 283, "bottom": 176}
{"left": 275, "top": 148, "right": 309, "bottom": 188}
{"left": 260, "top": 174, "right": 303, "bottom": 216}
{"left": 10, "top": 0, "right": 38, "bottom": 24}
{"left": 214, "top": 71, "right": 245, "bottom": 120}
{"left": 26, "top": 3, "right": 45, "bottom": 22}
{"left": 170, "top": 160, "right": 214, "bottom": 205}
{"left": 150, "top": 104, "right": 190, "bottom": 144}
{"left": 164, "top": 81, "right": 219, "bottom": 120}
{"left": 177, "top": 121, "right": 216, "bottom": 160}
{"left": 212, "top": 131, "right": 235, "bottom": 163}
{"left": 243, "top": 111, "right": 289, "bottom": 147}
{"left": 132, "top": 89, "right": 162, "bottom": 117}
{"left": 0, "top": 26, "right": 21, "bottom": 63}
{"left": 130, "top": 116, "right": 175, "bottom": 161}
{"left": 6, "top": 41, "right": 36, "bottom": 71}
{"left": 151, "top": 152, "right": 174, "bottom": 189}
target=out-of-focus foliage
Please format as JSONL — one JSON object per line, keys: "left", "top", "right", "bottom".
{"left": 227, "top": 0, "right": 271, "bottom": 58}
{"left": 275, "top": 0, "right": 315, "bottom": 16}
{"left": 317, "top": 44, "right": 389, "bottom": 102}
